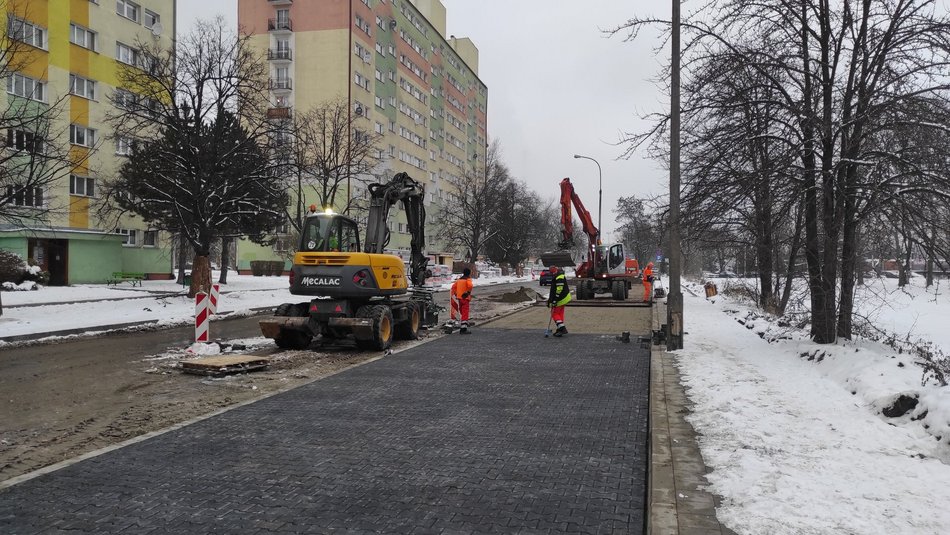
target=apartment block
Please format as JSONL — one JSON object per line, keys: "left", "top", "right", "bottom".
{"left": 237, "top": 0, "right": 488, "bottom": 270}
{"left": 0, "top": 0, "right": 176, "bottom": 284}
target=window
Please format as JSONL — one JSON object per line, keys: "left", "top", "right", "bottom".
{"left": 4, "top": 186, "right": 43, "bottom": 208}
{"left": 69, "top": 124, "right": 96, "bottom": 147}
{"left": 113, "top": 88, "right": 136, "bottom": 109}
{"left": 354, "top": 72, "right": 369, "bottom": 90}
{"left": 116, "top": 136, "right": 133, "bottom": 155}
{"left": 143, "top": 230, "right": 157, "bottom": 247}
{"left": 116, "top": 0, "right": 140, "bottom": 22}
{"left": 6, "top": 74, "right": 45, "bottom": 102}
{"left": 143, "top": 9, "right": 159, "bottom": 29}
{"left": 69, "top": 74, "right": 97, "bottom": 100}
{"left": 115, "top": 42, "right": 138, "bottom": 65}
{"left": 6, "top": 129, "right": 45, "bottom": 153}
{"left": 69, "top": 23, "right": 97, "bottom": 50}
{"left": 69, "top": 175, "right": 96, "bottom": 197}
{"left": 7, "top": 17, "right": 46, "bottom": 49}
{"left": 116, "top": 228, "right": 137, "bottom": 246}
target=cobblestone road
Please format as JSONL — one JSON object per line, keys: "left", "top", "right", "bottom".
{"left": 0, "top": 328, "right": 649, "bottom": 534}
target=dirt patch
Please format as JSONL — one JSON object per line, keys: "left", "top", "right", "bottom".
{"left": 0, "top": 298, "right": 532, "bottom": 484}
{"left": 489, "top": 286, "right": 543, "bottom": 304}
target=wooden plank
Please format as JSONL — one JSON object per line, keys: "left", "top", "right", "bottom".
{"left": 180, "top": 354, "right": 271, "bottom": 376}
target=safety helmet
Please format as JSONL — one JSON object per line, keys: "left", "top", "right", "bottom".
{"left": 549, "top": 265, "right": 559, "bottom": 272}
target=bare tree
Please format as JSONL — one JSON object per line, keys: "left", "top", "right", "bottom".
{"left": 485, "top": 180, "right": 548, "bottom": 270}
{"left": 278, "top": 99, "right": 383, "bottom": 232}
{"left": 435, "top": 141, "right": 509, "bottom": 262}
{"left": 618, "top": 0, "right": 950, "bottom": 341}
{"left": 102, "top": 18, "right": 286, "bottom": 296}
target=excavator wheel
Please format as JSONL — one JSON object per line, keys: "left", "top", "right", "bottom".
{"left": 355, "top": 304, "right": 394, "bottom": 350}
{"left": 394, "top": 302, "right": 421, "bottom": 340}
{"left": 611, "top": 280, "right": 625, "bottom": 301}
{"left": 578, "top": 279, "right": 593, "bottom": 300}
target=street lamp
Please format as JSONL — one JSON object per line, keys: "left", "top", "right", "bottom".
{"left": 573, "top": 154, "right": 602, "bottom": 241}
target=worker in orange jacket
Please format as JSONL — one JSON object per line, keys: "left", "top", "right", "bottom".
{"left": 450, "top": 267, "right": 474, "bottom": 334}
{"left": 642, "top": 261, "right": 654, "bottom": 303}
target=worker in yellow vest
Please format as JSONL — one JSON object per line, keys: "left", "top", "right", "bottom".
{"left": 546, "top": 265, "right": 572, "bottom": 336}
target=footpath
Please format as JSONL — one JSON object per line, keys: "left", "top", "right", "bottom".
{"left": 0, "top": 295, "right": 734, "bottom": 534}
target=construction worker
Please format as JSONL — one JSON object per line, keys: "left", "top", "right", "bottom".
{"left": 642, "top": 261, "right": 654, "bottom": 303}
{"left": 451, "top": 267, "right": 474, "bottom": 334}
{"left": 546, "top": 265, "right": 572, "bottom": 336}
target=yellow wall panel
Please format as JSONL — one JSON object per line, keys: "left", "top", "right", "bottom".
{"left": 11, "top": 0, "right": 49, "bottom": 23}
{"left": 69, "top": 95, "right": 88, "bottom": 124}
{"left": 69, "top": 0, "right": 89, "bottom": 26}
{"left": 68, "top": 195, "right": 89, "bottom": 228}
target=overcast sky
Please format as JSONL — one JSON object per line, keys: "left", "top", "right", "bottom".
{"left": 178, "top": 1, "right": 669, "bottom": 239}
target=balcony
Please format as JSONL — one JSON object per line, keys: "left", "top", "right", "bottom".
{"left": 267, "top": 106, "right": 292, "bottom": 119}
{"left": 268, "top": 18, "right": 293, "bottom": 32}
{"left": 268, "top": 0, "right": 293, "bottom": 4}
{"left": 269, "top": 78, "right": 293, "bottom": 91}
{"left": 267, "top": 48, "right": 293, "bottom": 61}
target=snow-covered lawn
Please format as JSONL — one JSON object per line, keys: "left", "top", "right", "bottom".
{"left": 0, "top": 273, "right": 532, "bottom": 341}
{"left": 680, "top": 279, "right": 950, "bottom": 534}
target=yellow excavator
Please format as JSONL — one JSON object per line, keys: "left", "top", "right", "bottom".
{"left": 259, "top": 172, "right": 438, "bottom": 350}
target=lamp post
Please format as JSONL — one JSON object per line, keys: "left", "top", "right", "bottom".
{"left": 668, "top": 0, "right": 684, "bottom": 350}
{"left": 573, "top": 154, "right": 602, "bottom": 240}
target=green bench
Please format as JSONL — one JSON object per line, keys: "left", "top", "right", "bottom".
{"left": 107, "top": 271, "right": 146, "bottom": 287}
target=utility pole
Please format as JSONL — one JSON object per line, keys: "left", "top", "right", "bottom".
{"left": 667, "top": 0, "right": 684, "bottom": 350}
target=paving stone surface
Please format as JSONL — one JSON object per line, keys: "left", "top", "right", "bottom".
{"left": 0, "top": 328, "right": 650, "bottom": 534}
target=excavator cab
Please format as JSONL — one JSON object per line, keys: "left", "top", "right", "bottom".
{"left": 299, "top": 213, "right": 361, "bottom": 253}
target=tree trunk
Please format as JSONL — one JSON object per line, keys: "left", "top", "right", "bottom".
{"left": 837, "top": 197, "right": 858, "bottom": 340}
{"left": 189, "top": 254, "right": 213, "bottom": 298}
{"left": 218, "top": 236, "right": 230, "bottom": 285}
{"left": 926, "top": 255, "right": 934, "bottom": 288}
{"left": 176, "top": 233, "right": 187, "bottom": 285}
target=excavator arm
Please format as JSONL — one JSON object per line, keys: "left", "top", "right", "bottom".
{"left": 542, "top": 177, "right": 599, "bottom": 268}
{"left": 364, "top": 172, "right": 428, "bottom": 286}
{"left": 557, "top": 177, "right": 599, "bottom": 249}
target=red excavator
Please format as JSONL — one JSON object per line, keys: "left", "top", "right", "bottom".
{"left": 540, "top": 177, "right": 636, "bottom": 300}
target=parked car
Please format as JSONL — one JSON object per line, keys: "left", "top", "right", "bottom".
{"left": 539, "top": 268, "right": 554, "bottom": 286}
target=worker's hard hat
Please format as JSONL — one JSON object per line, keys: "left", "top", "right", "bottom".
{"left": 549, "top": 265, "right": 559, "bottom": 272}
{"left": 647, "top": 262, "right": 654, "bottom": 267}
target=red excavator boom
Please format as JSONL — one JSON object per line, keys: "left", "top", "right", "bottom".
{"left": 541, "top": 178, "right": 599, "bottom": 273}
{"left": 557, "top": 177, "right": 599, "bottom": 249}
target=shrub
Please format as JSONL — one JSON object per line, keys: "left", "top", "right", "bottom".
{"left": 0, "top": 250, "right": 27, "bottom": 284}
{"left": 269, "top": 260, "right": 285, "bottom": 275}
{"left": 22, "top": 263, "right": 50, "bottom": 285}
{"left": 249, "top": 260, "right": 266, "bottom": 276}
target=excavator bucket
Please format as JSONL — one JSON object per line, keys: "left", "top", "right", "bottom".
{"left": 539, "top": 250, "right": 576, "bottom": 267}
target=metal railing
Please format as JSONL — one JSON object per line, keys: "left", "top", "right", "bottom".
{"left": 267, "top": 18, "right": 293, "bottom": 31}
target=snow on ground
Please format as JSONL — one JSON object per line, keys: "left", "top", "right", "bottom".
{"left": 679, "top": 279, "right": 950, "bottom": 534}
{"left": 0, "top": 273, "right": 532, "bottom": 341}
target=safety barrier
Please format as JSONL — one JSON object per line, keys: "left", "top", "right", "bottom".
{"left": 209, "top": 284, "right": 220, "bottom": 314}
{"left": 195, "top": 291, "right": 209, "bottom": 343}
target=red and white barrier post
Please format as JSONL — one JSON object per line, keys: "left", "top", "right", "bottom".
{"left": 209, "top": 284, "right": 220, "bottom": 314}
{"left": 195, "top": 291, "right": 209, "bottom": 343}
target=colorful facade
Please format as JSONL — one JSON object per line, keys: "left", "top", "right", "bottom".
{"left": 236, "top": 0, "right": 488, "bottom": 272}
{"left": 0, "top": 0, "right": 177, "bottom": 284}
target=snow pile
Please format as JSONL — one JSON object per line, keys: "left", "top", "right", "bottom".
{"left": 676, "top": 281, "right": 950, "bottom": 533}
{"left": 1, "top": 281, "right": 37, "bottom": 291}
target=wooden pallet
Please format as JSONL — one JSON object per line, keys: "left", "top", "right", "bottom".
{"left": 180, "top": 354, "right": 271, "bottom": 376}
